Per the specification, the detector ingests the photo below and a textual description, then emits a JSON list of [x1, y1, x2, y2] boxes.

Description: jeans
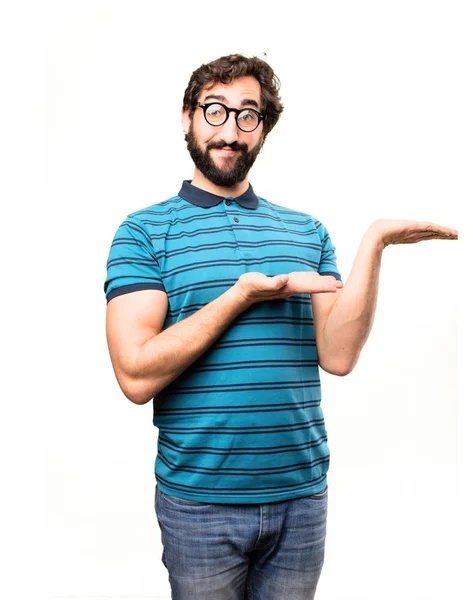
[[154, 484, 329, 600]]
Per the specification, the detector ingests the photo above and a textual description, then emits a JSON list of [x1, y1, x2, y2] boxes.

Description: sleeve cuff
[[318, 271, 342, 281], [106, 283, 166, 303]]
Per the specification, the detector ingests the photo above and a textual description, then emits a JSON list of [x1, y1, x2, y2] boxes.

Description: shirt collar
[[178, 180, 259, 209]]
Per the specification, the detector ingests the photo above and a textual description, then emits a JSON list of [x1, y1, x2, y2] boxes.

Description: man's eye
[[240, 111, 256, 121], [208, 107, 222, 117]]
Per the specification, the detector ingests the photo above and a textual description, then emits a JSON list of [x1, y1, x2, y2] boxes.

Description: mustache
[[207, 140, 248, 152]]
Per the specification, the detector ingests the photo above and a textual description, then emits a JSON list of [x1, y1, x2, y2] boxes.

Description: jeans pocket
[[308, 485, 328, 499], [162, 491, 206, 506]]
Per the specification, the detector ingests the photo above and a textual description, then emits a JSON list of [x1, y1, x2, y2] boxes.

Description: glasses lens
[[237, 109, 260, 132], [205, 103, 227, 126]]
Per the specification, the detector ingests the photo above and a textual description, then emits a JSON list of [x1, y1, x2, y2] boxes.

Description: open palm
[[372, 219, 458, 247]]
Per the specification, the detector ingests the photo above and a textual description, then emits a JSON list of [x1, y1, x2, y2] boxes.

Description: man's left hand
[[369, 219, 458, 248]]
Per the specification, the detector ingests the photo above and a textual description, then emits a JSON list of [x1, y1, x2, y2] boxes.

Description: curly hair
[[182, 54, 284, 140]]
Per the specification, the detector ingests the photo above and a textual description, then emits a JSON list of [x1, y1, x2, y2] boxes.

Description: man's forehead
[[199, 77, 262, 108]]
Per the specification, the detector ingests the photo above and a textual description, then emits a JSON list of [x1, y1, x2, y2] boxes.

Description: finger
[[314, 274, 340, 288], [416, 229, 458, 240], [418, 222, 458, 236], [320, 278, 342, 292], [275, 274, 289, 287]]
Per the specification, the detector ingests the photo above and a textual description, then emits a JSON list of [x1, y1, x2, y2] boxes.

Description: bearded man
[[104, 53, 457, 600]]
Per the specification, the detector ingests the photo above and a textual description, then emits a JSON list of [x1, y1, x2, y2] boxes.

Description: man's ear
[[182, 108, 191, 134]]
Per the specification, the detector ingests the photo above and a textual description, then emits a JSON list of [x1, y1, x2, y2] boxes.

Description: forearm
[[129, 285, 252, 404], [323, 228, 385, 374]]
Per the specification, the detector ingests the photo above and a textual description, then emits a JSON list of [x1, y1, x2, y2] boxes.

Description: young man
[[104, 54, 457, 599]]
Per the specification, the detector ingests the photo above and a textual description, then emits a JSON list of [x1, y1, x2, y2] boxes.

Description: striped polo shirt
[[104, 180, 343, 504]]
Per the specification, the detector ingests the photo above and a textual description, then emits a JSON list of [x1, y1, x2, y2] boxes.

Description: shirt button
[[233, 217, 239, 223], [225, 198, 232, 206]]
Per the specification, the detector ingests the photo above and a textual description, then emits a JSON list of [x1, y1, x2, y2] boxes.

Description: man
[[104, 54, 457, 600]]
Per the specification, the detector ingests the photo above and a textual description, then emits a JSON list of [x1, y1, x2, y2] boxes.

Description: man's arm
[[312, 219, 458, 376], [311, 227, 383, 376], [107, 271, 342, 405], [106, 286, 253, 405], [316, 228, 383, 375]]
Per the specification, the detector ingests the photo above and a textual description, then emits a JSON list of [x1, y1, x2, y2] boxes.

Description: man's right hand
[[235, 271, 343, 306]]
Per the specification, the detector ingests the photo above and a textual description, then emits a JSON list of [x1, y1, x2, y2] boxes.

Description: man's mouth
[[211, 147, 239, 155]]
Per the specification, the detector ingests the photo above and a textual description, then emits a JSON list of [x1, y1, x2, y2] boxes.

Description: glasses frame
[[196, 102, 265, 132]]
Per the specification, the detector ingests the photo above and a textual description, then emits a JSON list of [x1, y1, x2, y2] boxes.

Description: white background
[[1, 1, 471, 599]]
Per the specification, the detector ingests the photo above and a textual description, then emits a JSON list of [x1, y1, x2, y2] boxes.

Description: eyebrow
[[202, 94, 260, 110]]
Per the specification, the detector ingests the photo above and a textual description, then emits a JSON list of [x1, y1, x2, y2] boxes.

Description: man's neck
[[191, 170, 250, 198]]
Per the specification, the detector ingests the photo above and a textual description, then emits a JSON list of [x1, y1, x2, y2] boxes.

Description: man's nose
[[219, 112, 239, 145]]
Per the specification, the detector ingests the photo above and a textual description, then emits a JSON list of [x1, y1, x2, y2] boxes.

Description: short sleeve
[[104, 216, 165, 303], [314, 220, 343, 281]]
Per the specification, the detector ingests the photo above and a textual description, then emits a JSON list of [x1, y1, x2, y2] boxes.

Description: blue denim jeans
[[154, 484, 329, 599]]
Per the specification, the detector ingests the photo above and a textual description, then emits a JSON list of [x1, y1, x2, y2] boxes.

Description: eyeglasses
[[196, 102, 265, 133]]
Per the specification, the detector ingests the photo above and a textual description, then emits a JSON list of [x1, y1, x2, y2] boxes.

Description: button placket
[[224, 197, 240, 223]]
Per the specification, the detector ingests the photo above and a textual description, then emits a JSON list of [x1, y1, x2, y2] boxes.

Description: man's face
[[183, 76, 266, 188]]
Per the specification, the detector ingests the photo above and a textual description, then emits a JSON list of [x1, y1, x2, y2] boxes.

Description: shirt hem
[[156, 477, 328, 505]]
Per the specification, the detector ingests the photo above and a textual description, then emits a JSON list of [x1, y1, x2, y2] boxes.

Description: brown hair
[[183, 54, 284, 140]]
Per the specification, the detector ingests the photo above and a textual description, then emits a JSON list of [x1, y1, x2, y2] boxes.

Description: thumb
[[273, 274, 289, 288]]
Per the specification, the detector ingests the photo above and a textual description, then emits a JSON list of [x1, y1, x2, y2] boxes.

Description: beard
[[185, 122, 265, 188]]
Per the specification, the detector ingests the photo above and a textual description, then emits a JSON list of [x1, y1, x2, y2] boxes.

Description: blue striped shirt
[[104, 180, 343, 504]]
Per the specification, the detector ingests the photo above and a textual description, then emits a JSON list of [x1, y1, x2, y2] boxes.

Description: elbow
[[336, 364, 353, 377], [120, 377, 159, 405], [326, 365, 352, 377], [109, 352, 162, 405], [319, 358, 354, 377], [126, 391, 153, 406], [336, 359, 358, 376]]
